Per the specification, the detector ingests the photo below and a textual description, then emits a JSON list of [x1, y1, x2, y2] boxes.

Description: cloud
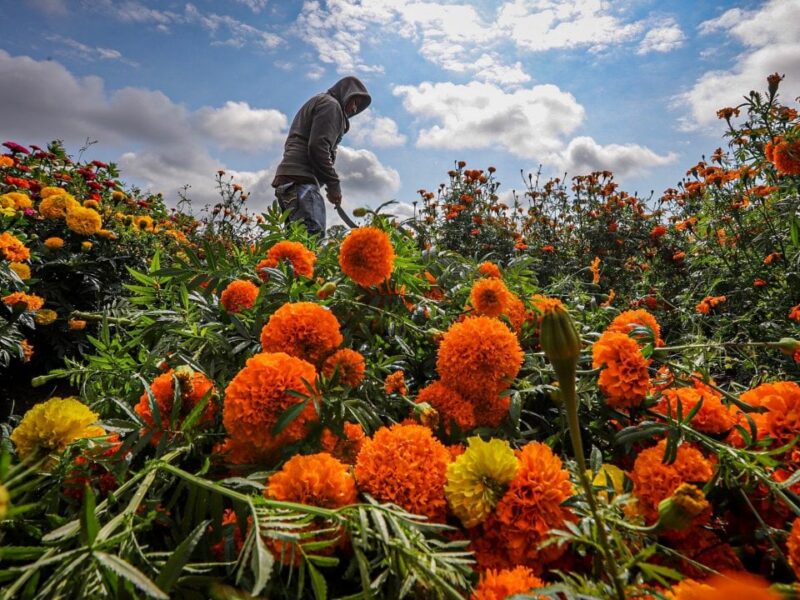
[[335, 146, 401, 198], [184, 3, 283, 49], [393, 80, 584, 159], [194, 101, 288, 152], [234, 0, 270, 13], [347, 110, 407, 148], [680, 0, 800, 128], [28, 0, 68, 16], [556, 136, 678, 178], [44, 34, 139, 67], [91, 0, 181, 32], [637, 18, 685, 55]]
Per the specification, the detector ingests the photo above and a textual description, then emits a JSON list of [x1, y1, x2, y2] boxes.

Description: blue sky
[[1, 0, 799, 222]]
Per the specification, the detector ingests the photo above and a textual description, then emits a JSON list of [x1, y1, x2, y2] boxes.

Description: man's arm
[[307, 99, 344, 203]]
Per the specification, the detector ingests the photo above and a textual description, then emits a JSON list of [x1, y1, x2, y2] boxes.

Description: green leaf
[[791, 217, 800, 248], [94, 552, 169, 599], [307, 562, 328, 600], [272, 399, 309, 436], [80, 485, 99, 548], [155, 520, 209, 593]]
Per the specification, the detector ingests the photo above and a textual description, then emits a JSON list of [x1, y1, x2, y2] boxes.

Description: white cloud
[[44, 34, 139, 67], [637, 18, 685, 55], [234, 0, 270, 13], [556, 136, 678, 178], [184, 3, 282, 49], [92, 0, 180, 32], [28, 0, 68, 16], [348, 110, 407, 148], [680, 0, 800, 128], [393, 80, 584, 159], [194, 101, 288, 152], [335, 146, 401, 197]]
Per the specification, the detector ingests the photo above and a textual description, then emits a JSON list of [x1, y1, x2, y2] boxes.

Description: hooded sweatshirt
[[272, 76, 372, 198]]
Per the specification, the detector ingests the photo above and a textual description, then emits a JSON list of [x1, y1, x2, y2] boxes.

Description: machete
[[334, 201, 358, 228]]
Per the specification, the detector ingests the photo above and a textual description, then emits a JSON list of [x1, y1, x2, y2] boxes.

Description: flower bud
[[767, 72, 783, 97], [415, 402, 440, 431], [316, 281, 337, 300], [539, 300, 582, 379], [0, 484, 9, 520], [352, 207, 368, 218], [775, 337, 800, 356], [657, 483, 709, 531]]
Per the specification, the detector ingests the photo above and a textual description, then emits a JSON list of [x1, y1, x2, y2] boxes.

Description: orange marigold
[[502, 293, 531, 334], [477, 261, 502, 279], [257, 240, 316, 280], [44, 236, 65, 250], [765, 136, 800, 176], [416, 381, 477, 434], [787, 517, 800, 579], [338, 227, 395, 287], [592, 331, 651, 408], [667, 529, 743, 580], [222, 352, 318, 460], [630, 439, 714, 526], [696, 296, 726, 315], [437, 317, 523, 399], [789, 304, 800, 322], [471, 567, 545, 600], [2, 292, 44, 312], [260, 302, 342, 364], [319, 422, 366, 464], [739, 381, 800, 449], [322, 348, 366, 387], [220, 279, 259, 313], [384, 370, 407, 395], [354, 423, 451, 521], [135, 368, 216, 445], [654, 386, 735, 434], [470, 278, 511, 318], [0, 231, 31, 262], [267, 452, 357, 508], [666, 572, 781, 600], [606, 309, 664, 347]]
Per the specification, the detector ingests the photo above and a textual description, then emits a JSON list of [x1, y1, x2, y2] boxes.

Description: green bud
[[352, 207, 368, 218], [539, 301, 582, 379], [316, 281, 337, 299], [657, 483, 709, 531], [0, 484, 9, 520], [775, 337, 800, 356]]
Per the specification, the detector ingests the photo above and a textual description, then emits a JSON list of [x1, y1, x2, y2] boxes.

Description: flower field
[[0, 75, 799, 599]]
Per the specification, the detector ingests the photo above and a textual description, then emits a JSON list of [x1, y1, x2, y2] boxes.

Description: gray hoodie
[[272, 76, 372, 198]]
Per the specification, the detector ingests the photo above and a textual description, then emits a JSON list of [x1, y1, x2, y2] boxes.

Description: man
[[271, 76, 371, 235]]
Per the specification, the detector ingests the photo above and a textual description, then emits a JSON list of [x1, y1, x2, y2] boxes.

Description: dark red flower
[[3, 141, 29, 154]]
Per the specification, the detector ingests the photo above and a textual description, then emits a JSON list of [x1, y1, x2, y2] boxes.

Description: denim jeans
[[275, 182, 326, 235]]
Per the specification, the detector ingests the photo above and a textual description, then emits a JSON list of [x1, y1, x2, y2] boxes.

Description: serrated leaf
[[155, 519, 209, 593], [94, 551, 169, 599]]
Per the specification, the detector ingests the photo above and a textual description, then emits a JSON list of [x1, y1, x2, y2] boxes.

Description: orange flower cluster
[[0, 231, 30, 262], [338, 227, 395, 287], [765, 135, 800, 175], [220, 279, 259, 313], [135, 368, 216, 444], [471, 567, 544, 600], [590, 256, 601, 284], [731, 381, 800, 449], [2, 291, 44, 312], [221, 352, 318, 463], [667, 529, 743, 580], [787, 517, 800, 579], [384, 370, 407, 395], [257, 240, 316, 280], [592, 331, 651, 408], [477, 261, 502, 278], [606, 309, 664, 346], [320, 422, 366, 464], [503, 294, 532, 334], [696, 296, 726, 315], [654, 386, 735, 434], [666, 572, 780, 600], [354, 423, 451, 521], [437, 316, 523, 399], [322, 348, 365, 387], [260, 302, 342, 364], [416, 381, 476, 433], [630, 440, 714, 526], [470, 278, 511, 318], [471, 442, 574, 572], [789, 304, 800, 322]]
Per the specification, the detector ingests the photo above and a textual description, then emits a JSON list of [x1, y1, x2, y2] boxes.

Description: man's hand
[[326, 190, 343, 206]]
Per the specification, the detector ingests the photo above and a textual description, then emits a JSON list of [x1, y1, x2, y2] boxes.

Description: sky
[[1, 0, 799, 224]]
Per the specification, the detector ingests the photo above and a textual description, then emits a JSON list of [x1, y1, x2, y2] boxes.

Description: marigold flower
[[222, 352, 318, 461], [446, 437, 518, 528], [666, 572, 780, 600], [260, 302, 343, 364], [478, 261, 502, 278], [220, 279, 259, 313], [267, 452, 357, 507], [322, 348, 366, 387], [416, 381, 476, 433], [132, 215, 154, 232], [9, 262, 30, 280], [470, 278, 511, 318], [3, 292, 44, 312], [666, 529, 743, 579], [10, 396, 104, 460], [589, 256, 601, 284], [787, 517, 800, 579], [40, 186, 66, 199], [384, 370, 407, 395], [606, 309, 664, 346], [68, 319, 87, 331], [695, 295, 726, 315], [257, 240, 316, 280], [0, 231, 31, 262], [355, 423, 451, 521], [44, 236, 65, 250], [319, 421, 366, 464], [789, 304, 800, 322], [591, 331, 651, 408], [630, 439, 714, 526], [135, 368, 216, 445], [0, 192, 32, 210], [765, 136, 800, 175], [502, 293, 531, 334], [338, 226, 395, 287], [20, 339, 33, 362], [437, 316, 523, 399], [654, 386, 735, 434], [471, 566, 545, 600], [34, 308, 58, 326], [81, 241, 92, 251], [738, 381, 800, 449], [0, 156, 13, 168], [65, 205, 103, 236], [39, 193, 79, 219]]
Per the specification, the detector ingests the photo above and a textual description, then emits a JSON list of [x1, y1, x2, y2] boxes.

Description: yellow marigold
[[40, 186, 67, 199], [267, 452, 357, 508], [65, 205, 102, 236], [446, 436, 519, 528], [787, 517, 800, 579], [355, 423, 451, 521], [20, 339, 33, 362], [257, 240, 316, 280], [477, 261, 502, 279], [470, 278, 511, 318], [135, 368, 216, 445], [666, 572, 780, 600], [111, 190, 127, 201], [260, 302, 342, 364], [39, 193, 79, 219], [655, 386, 735, 434], [417, 381, 476, 433], [44, 236, 65, 250], [607, 309, 664, 347], [0, 232, 31, 262], [220, 279, 259, 313], [132, 215, 155, 232], [631, 439, 714, 526], [81, 241, 92, 251], [0, 156, 14, 168], [322, 348, 366, 387], [338, 226, 395, 287], [68, 319, 87, 330], [222, 352, 318, 460], [1, 192, 32, 209], [2, 292, 45, 312], [437, 316, 523, 398], [97, 229, 117, 240], [320, 422, 366, 464], [384, 370, 407, 395], [34, 309, 58, 326], [82, 199, 100, 210], [591, 331, 651, 408], [10, 396, 104, 460], [9, 262, 30, 280], [472, 567, 545, 600]]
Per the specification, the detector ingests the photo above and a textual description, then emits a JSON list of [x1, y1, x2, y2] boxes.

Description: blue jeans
[[275, 182, 326, 235]]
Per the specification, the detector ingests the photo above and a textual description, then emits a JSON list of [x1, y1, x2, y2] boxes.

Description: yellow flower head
[[445, 436, 519, 528], [82, 199, 100, 210], [10, 396, 104, 460], [9, 262, 31, 280], [111, 191, 127, 202], [39, 193, 79, 219], [40, 186, 67, 199], [66, 206, 102, 236], [34, 309, 58, 326], [44, 237, 65, 250], [0, 192, 32, 210]]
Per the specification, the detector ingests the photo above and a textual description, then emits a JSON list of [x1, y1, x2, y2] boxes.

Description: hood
[[327, 76, 372, 118]]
